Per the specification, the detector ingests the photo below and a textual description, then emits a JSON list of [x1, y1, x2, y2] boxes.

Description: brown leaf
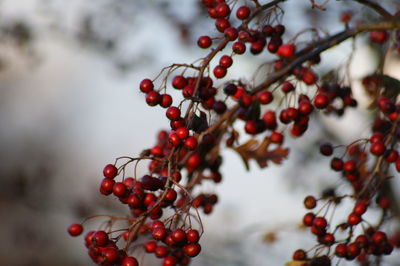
[[232, 138, 289, 170], [262, 232, 277, 243]]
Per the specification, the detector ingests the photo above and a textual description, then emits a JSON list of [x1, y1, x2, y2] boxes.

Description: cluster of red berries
[[296, 195, 396, 263], [68, 1, 400, 265], [145, 221, 201, 265], [292, 75, 399, 264]]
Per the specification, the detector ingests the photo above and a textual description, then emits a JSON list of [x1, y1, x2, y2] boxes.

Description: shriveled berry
[[320, 143, 333, 156], [304, 196, 317, 209], [232, 41, 246, 54]]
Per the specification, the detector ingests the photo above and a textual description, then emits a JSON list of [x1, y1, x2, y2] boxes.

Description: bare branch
[[351, 0, 393, 18]]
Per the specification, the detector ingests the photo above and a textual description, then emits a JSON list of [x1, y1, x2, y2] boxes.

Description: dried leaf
[[232, 138, 289, 170], [382, 75, 400, 99], [262, 232, 277, 243], [189, 111, 208, 133]]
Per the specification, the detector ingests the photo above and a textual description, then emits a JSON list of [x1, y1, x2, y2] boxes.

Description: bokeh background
[[0, 0, 400, 265]]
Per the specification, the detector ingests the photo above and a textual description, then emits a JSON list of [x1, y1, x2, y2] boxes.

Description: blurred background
[[0, 0, 399, 265]]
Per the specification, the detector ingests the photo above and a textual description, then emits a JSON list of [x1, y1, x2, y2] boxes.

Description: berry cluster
[[68, 0, 400, 265]]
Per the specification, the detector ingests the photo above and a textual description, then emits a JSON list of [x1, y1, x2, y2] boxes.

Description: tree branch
[[351, 0, 393, 19]]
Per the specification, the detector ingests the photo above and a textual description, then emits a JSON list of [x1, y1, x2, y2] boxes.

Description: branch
[[351, 0, 393, 19], [251, 17, 400, 94]]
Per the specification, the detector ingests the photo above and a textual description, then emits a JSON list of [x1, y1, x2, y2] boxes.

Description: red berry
[[152, 227, 167, 240], [102, 248, 120, 263], [100, 178, 115, 195], [176, 127, 189, 140], [186, 153, 202, 169], [184, 243, 201, 257], [163, 256, 177, 266], [378, 196, 390, 209], [335, 243, 347, 257], [270, 131, 283, 144], [343, 160, 356, 172], [275, 24, 285, 35], [197, 36, 212, 48], [314, 93, 329, 109], [213, 65, 227, 79], [277, 43, 295, 58], [92, 231, 109, 246], [182, 85, 195, 98], [245, 120, 258, 135], [219, 55, 233, 68], [160, 94, 173, 108], [236, 6, 250, 20], [313, 216, 327, 228], [164, 188, 177, 203], [184, 136, 198, 150], [232, 41, 246, 54], [353, 202, 367, 216], [68, 223, 83, 236], [340, 11, 352, 23], [281, 81, 295, 93], [384, 149, 398, 162], [155, 245, 169, 258], [166, 106, 181, 120], [172, 75, 187, 89], [258, 91, 273, 104], [146, 91, 161, 106], [348, 213, 361, 225], [372, 231, 387, 244], [370, 141, 386, 156], [113, 182, 127, 197], [224, 27, 238, 41], [215, 18, 230, 33], [370, 31, 388, 43], [302, 69, 318, 85], [293, 249, 307, 260], [145, 241, 157, 253], [171, 229, 187, 243], [186, 229, 200, 243], [140, 79, 154, 93], [122, 256, 139, 266], [251, 40, 265, 54], [103, 164, 118, 179], [298, 100, 313, 115], [347, 243, 360, 258], [303, 212, 315, 226], [215, 3, 230, 17]]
